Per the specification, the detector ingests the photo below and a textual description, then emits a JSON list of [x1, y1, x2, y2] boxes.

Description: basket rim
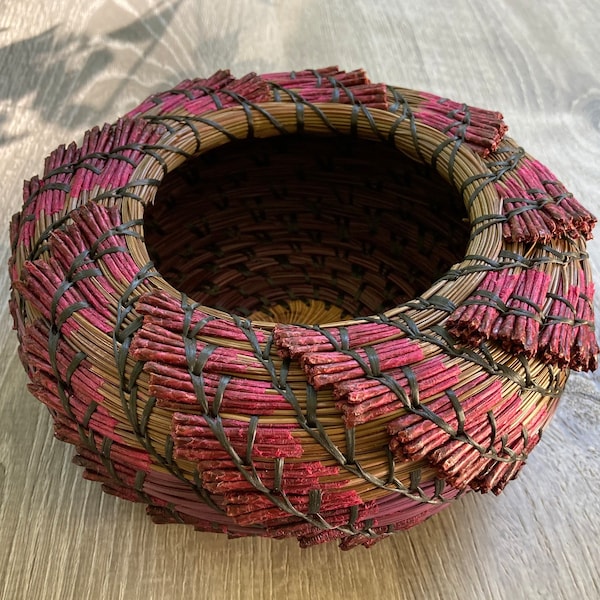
[[119, 100, 504, 330]]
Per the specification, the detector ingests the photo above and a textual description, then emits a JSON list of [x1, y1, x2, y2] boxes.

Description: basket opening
[[144, 134, 471, 323]]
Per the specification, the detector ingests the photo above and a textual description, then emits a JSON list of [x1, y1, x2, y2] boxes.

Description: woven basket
[[9, 67, 598, 549]]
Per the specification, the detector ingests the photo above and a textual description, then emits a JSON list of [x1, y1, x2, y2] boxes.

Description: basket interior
[[144, 134, 471, 322]]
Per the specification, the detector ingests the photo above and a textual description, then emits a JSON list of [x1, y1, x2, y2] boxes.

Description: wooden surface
[[1, 1, 599, 599]]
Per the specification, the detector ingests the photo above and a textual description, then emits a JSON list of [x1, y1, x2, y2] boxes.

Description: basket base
[[249, 299, 349, 325]]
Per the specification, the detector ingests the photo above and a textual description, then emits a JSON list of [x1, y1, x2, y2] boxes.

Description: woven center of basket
[[144, 134, 471, 322]]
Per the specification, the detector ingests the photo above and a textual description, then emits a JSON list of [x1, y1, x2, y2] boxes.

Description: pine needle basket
[[9, 67, 599, 549]]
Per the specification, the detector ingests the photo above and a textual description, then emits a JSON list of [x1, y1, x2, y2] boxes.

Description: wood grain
[[1, 1, 599, 599]]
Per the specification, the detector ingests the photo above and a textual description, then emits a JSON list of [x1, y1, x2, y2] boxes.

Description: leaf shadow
[[0, 0, 182, 146]]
